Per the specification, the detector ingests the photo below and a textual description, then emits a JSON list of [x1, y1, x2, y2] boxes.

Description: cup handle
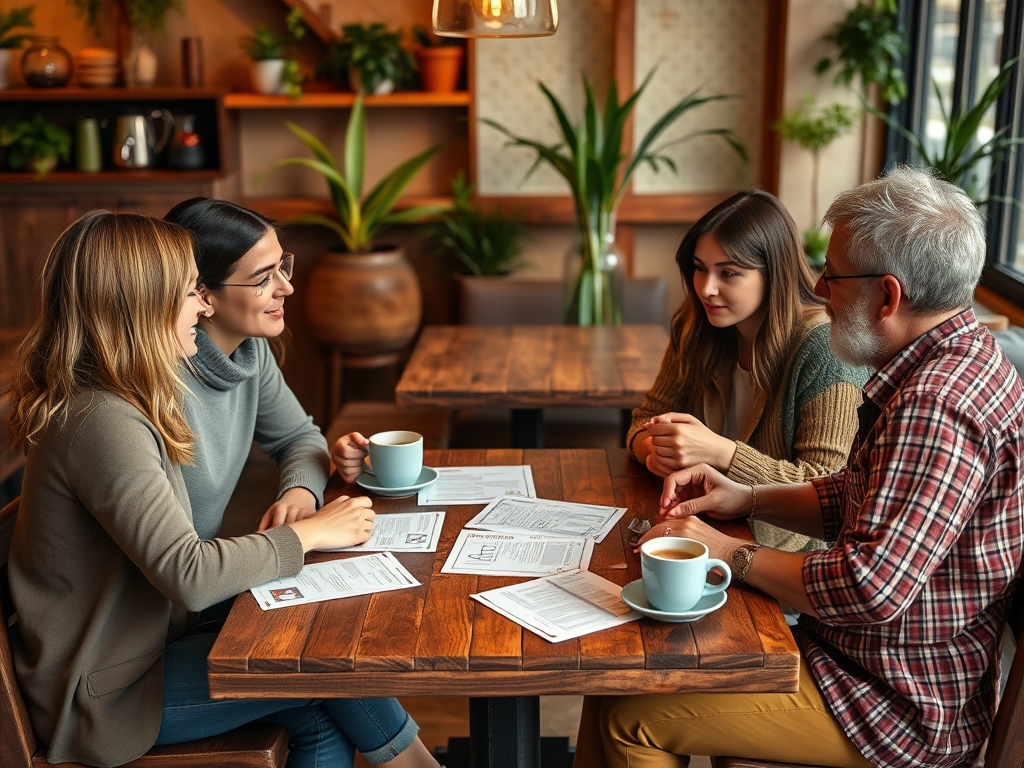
[[703, 559, 732, 595], [362, 453, 374, 476]]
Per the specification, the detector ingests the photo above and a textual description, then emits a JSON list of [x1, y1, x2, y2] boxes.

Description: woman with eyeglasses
[[164, 198, 338, 542], [7, 210, 439, 768], [626, 189, 866, 551]]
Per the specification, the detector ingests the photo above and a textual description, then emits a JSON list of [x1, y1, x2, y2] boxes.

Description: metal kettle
[[113, 108, 173, 169]]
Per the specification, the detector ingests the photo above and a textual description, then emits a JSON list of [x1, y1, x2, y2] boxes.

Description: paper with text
[[465, 496, 626, 543], [251, 552, 419, 610], [417, 465, 536, 505], [471, 569, 640, 642], [320, 511, 445, 553], [441, 529, 594, 576]]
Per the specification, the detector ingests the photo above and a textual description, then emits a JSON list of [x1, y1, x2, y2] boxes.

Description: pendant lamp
[[432, 0, 558, 38]]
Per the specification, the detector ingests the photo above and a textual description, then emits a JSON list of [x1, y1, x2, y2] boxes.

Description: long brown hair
[[7, 210, 197, 463], [671, 189, 824, 408]]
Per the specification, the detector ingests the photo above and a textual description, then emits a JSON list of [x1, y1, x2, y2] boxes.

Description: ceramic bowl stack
[[76, 48, 118, 88]]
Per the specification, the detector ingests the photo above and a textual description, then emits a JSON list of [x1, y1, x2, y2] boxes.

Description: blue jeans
[[155, 632, 419, 768]]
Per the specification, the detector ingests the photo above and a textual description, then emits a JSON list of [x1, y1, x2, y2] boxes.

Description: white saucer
[[355, 466, 439, 498], [620, 579, 728, 623]]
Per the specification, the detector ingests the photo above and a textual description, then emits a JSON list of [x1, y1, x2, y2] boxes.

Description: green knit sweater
[[628, 321, 867, 551]]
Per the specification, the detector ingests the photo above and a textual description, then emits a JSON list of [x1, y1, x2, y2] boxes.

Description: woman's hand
[[332, 432, 369, 483], [257, 487, 318, 532], [659, 463, 752, 522], [287, 494, 375, 552], [642, 412, 738, 477]]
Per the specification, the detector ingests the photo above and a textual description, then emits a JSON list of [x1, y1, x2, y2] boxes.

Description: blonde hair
[[7, 210, 197, 464], [672, 190, 825, 409]]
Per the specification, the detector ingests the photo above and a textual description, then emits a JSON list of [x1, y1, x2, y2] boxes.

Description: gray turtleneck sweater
[[182, 327, 330, 539]]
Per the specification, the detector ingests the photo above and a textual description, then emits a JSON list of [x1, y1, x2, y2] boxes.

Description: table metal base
[[511, 409, 544, 449]]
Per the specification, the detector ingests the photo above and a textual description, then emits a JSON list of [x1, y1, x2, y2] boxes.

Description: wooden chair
[[0, 498, 290, 768], [712, 585, 1024, 768]]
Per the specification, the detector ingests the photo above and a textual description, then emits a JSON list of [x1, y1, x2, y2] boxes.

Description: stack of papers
[[466, 496, 626, 543], [417, 465, 536, 504], [441, 529, 593, 576]]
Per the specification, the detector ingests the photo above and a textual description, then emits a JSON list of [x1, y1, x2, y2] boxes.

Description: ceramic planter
[[414, 47, 464, 93], [250, 58, 286, 95]]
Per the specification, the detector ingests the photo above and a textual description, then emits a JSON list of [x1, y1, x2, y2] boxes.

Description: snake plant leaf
[[344, 94, 366, 202]]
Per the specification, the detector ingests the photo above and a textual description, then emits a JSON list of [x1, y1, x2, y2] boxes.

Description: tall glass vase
[[563, 210, 624, 325]]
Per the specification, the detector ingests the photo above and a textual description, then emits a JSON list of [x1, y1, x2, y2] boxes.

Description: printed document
[[441, 529, 594, 576], [251, 552, 419, 611], [321, 511, 446, 553], [471, 569, 640, 642], [417, 465, 536, 505], [465, 496, 627, 543]]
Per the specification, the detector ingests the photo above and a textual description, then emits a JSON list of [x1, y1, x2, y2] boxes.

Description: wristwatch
[[732, 543, 763, 583]]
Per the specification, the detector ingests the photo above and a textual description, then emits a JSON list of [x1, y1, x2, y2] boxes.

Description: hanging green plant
[[815, 0, 908, 105], [66, 0, 183, 35]]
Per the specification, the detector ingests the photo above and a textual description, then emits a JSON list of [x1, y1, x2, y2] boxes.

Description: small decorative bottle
[[21, 36, 72, 88]]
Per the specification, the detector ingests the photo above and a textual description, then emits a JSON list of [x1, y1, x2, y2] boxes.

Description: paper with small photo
[[250, 552, 419, 610], [465, 496, 626, 543], [320, 511, 445, 553], [417, 465, 536, 505], [441, 528, 594, 576]]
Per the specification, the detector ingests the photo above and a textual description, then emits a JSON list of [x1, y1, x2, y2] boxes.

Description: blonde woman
[[6, 211, 439, 768], [628, 190, 866, 551]]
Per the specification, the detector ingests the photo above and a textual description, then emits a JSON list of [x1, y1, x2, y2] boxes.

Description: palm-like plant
[[871, 58, 1022, 204], [263, 93, 445, 253], [482, 71, 746, 325]]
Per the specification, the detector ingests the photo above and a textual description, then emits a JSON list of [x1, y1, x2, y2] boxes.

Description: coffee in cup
[[365, 430, 423, 488], [640, 537, 731, 613]]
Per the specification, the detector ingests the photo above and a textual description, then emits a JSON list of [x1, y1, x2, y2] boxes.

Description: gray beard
[[828, 302, 886, 369]]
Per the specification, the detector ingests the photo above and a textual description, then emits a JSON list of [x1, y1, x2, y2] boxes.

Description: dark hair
[[164, 197, 290, 362], [163, 197, 277, 288], [671, 189, 824, 408]]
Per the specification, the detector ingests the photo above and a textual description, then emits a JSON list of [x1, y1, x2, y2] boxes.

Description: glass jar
[[21, 36, 72, 88], [563, 211, 625, 326]]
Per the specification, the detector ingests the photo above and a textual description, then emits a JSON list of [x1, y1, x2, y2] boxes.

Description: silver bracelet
[[749, 485, 757, 520]]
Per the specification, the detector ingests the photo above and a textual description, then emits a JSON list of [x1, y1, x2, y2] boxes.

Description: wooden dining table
[[394, 325, 670, 448], [207, 448, 799, 768]]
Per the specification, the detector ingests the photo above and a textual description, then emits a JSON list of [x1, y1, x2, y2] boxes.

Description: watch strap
[[732, 543, 763, 583]]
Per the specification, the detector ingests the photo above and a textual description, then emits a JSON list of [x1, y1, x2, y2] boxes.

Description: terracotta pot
[[305, 245, 422, 355], [414, 46, 464, 93]]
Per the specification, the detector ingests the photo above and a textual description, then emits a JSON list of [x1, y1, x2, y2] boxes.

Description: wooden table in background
[[395, 325, 670, 448], [208, 449, 799, 768]]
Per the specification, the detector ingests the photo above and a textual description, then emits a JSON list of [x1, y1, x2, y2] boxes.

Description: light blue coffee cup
[[365, 430, 423, 488], [640, 537, 731, 613]]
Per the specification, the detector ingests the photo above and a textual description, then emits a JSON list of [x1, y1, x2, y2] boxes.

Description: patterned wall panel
[[475, 0, 767, 198], [475, 0, 615, 196], [633, 0, 765, 193]]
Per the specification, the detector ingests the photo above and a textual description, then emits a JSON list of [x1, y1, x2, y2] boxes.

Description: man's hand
[[660, 463, 752, 521], [257, 486, 318, 532]]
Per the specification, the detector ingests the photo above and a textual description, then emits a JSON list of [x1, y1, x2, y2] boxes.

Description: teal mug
[[364, 430, 423, 488], [640, 537, 731, 613]]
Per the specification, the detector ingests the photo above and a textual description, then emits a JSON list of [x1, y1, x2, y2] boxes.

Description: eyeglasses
[[819, 272, 887, 295], [217, 253, 294, 297]]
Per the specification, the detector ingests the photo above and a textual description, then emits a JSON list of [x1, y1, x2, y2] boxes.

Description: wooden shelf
[[224, 91, 471, 109], [0, 170, 224, 183], [0, 87, 227, 101]]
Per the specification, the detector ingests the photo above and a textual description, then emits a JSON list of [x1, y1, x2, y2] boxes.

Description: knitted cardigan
[[627, 321, 867, 551]]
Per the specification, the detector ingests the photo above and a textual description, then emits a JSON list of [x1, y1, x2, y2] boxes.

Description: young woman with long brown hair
[[6, 210, 439, 768], [627, 190, 866, 550]]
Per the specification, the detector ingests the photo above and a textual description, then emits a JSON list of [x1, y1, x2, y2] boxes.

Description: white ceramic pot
[[348, 68, 394, 95], [123, 32, 158, 88], [250, 59, 286, 95], [0, 49, 11, 89]]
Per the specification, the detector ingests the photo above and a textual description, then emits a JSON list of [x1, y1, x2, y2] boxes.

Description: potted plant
[[262, 93, 446, 354], [317, 22, 416, 95], [482, 71, 746, 325], [411, 24, 464, 94], [423, 172, 528, 277], [816, 0, 907, 105], [773, 97, 858, 267], [0, 5, 33, 90], [239, 8, 305, 97], [869, 58, 1023, 205], [0, 113, 71, 176], [66, 0, 183, 86]]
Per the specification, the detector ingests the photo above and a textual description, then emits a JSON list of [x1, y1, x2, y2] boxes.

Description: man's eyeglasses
[[819, 272, 887, 295], [218, 253, 294, 297]]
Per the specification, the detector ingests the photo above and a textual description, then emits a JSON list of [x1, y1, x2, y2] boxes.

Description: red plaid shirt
[[801, 310, 1024, 768]]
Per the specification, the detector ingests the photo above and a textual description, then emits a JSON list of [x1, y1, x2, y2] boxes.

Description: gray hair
[[823, 165, 986, 314]]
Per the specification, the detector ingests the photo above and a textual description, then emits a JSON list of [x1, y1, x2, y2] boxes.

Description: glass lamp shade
[[433, 0, 558, 38]]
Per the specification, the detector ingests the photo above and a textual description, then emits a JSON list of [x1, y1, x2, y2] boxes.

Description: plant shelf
[[224, 92, 471, 109]]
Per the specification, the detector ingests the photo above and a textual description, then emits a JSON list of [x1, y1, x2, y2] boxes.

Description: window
[[888, 0, 1024, 303]]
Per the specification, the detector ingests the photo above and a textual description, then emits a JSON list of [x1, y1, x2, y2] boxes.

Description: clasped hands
[[639, 412, 738, 478]]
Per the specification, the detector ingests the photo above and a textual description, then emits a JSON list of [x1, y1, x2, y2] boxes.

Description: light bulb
[[433, 0, 558, 38]]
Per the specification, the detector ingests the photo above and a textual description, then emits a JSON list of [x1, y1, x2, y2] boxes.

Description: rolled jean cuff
[[362, 712, 419, 765]]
